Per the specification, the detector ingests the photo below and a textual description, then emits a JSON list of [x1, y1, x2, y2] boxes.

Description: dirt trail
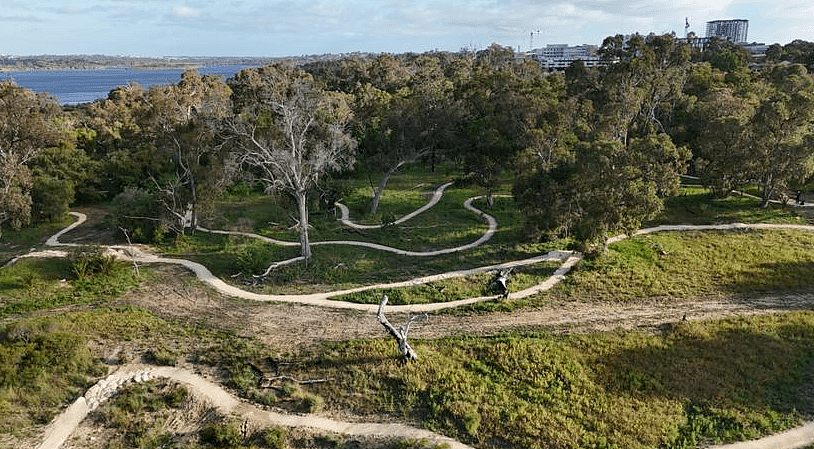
[[37, 364, 473, 449], [127, 265, 814, 352], [17, 189, 814, 449]]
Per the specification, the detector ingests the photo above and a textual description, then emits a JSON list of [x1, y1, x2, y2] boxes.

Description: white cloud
[[173, 6, 201, 19]]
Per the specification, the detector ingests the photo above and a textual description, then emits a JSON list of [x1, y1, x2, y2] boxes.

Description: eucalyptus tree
[[513, 34, 692, 255], [0, 81, 60, 236], [749, 64, 814, 206], [355, 53, 460, 215], [228, 64, 357, 261], [143, 70, 233, 234], [81, 83, 162, 196], [688, 85, 758, 196]]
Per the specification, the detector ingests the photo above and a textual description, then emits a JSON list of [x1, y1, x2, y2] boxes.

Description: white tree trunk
[[295, 190, 312, 261], [376, 295, 420, 361]]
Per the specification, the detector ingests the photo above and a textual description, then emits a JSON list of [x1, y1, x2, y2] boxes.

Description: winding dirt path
[[36, 364, 474, 449], [16, 183, 814, 449]]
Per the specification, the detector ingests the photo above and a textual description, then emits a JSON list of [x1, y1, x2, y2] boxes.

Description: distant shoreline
[[0, 52, 375, 72]]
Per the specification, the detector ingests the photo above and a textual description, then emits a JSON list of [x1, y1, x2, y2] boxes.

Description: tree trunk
[[295, 190, 312, 261], [376, 295, 422, 361], [369, 161, 405, 215], [761, 172, 774, 208], [189, 173, 198, 234]]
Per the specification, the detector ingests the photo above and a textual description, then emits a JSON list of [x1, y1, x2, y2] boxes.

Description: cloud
[[173, 6, 202, 19], [0, 15, 44, 22]]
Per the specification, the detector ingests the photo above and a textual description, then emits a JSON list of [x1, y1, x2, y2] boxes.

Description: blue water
[[0, 65, 253, 105]]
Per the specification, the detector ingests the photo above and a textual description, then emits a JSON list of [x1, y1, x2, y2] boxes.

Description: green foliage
[[258, 425, 288, 449], [0, 257, 139, 318], [68, 246, 119, 281], [0, 80, 60, 237], [111, 187, 165, 243], [0, 322, 103, 431], [289, 385, 324, 413], [200, 420, 244, 449], [144, 345, 179, 366], [514, 137, 689, 255], [30, 144, 96, 222], [235, 241, 276, 275], [30, 176, 74, 223], [100, 381, 190, 449]]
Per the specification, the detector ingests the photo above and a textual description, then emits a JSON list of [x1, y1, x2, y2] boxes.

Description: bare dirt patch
[[122, 264, 814, 353]]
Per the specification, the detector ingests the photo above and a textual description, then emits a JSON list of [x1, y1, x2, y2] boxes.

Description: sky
[[1, 0, 813, 57]]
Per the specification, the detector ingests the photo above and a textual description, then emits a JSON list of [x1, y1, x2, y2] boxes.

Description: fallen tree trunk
[[376, 294, 426, 361]]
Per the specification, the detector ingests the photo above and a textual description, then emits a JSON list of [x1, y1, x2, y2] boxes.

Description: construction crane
[[529, 30, 541, 51], [685, 17, 690, 38]]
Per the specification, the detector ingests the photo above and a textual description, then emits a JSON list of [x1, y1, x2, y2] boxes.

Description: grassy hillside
[[2, 173, 814, 448]]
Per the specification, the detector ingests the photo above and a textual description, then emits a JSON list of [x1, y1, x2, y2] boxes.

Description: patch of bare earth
[[123, 264, 814, 353]]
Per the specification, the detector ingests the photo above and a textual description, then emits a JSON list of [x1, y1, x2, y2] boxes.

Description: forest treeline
[[2, 35, 814, 258]]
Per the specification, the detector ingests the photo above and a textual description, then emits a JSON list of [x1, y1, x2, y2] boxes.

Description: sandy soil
[[120, 264, 814, 353]]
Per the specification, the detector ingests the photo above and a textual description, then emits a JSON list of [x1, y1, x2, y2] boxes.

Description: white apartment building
[[529, 44, 602, 70], [705, 19, 749, 43]]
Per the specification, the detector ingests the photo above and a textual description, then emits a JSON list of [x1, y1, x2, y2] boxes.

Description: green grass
[[548, 229, 814, 303], [170, 193, 558, 296], [0, 253, 141, 318], [653, 186, 809, 226], [289, 312, 814, 449]]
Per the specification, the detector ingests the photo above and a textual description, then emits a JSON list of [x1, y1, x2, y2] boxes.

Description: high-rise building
[[705, 19, 749, 43]]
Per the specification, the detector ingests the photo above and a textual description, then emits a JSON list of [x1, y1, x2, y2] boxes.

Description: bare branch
[[376, 294, 419, 361]]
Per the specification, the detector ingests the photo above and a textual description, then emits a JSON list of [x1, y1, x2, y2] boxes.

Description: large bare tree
[[229, 66, 356, 261]]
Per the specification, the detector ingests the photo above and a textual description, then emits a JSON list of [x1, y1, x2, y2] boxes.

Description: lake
[[0, 65, 254, 105]]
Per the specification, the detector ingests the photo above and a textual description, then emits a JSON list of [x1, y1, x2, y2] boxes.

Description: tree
[[0, 81, 59, 236], [514, 136, 688, 256], [748, 64, 814, 206], [229, 65, 357, 261], [143, 70, 232, 234], [514, 35, 691, 254], [689, 86, 757, 196]]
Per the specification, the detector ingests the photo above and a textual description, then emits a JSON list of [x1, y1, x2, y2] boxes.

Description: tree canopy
[[4, 36, 814, 260]]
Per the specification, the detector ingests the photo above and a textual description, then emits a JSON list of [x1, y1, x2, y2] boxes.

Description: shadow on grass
[[723, 260, 814, 298], [592, 319, 814, 445]]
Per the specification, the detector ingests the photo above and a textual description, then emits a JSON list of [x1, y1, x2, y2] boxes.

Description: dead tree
[[376, 294, 427, 361], [492, 268, 512, 299]]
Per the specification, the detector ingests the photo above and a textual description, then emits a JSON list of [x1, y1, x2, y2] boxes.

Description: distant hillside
[[0, 53, 376, 71]]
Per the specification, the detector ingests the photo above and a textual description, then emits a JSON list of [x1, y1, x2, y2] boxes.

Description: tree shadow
[[591, 322, 814, 414], [721, 260, 814, 300]]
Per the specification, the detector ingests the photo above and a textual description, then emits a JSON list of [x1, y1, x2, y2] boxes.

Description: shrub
[[200, 420, 243, 448], [259, 425, 288, 449], [68, 246, 119, 281], [290, 387, 324, 413], [236, 243, 273, 276], [31, 176, 74, 223], [144, 346, 179, 366], [111, 187, 164, 243]]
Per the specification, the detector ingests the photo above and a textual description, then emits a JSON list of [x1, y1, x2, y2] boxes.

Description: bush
[[31, 176, 74, 223], [200, 420, 244, 449], [68, 246, 119, 281], [290, 387, 324, 413], [236, 243, 274, 276], [111, 187, 164, 243], [144, 346, 179, 366], [259, 425, 288, 449]]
